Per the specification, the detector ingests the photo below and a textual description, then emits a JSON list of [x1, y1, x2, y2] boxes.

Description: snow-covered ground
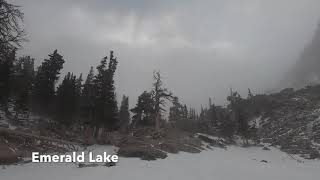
[[1, 145, 319, 180]]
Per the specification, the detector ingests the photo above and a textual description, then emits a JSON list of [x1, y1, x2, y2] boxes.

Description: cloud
[[14, 0, 320, 108]]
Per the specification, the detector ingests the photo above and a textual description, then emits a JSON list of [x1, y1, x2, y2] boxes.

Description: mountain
[[284, 23, 320, 88]]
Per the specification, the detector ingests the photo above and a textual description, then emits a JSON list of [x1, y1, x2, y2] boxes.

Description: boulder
[[104, 162, 116, 167], [262, 146, 271, 151]]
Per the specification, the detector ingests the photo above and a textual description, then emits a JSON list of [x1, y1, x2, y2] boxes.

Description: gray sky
[[13, 0, 320, 109]]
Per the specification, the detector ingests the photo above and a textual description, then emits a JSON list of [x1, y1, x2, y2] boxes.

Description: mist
[[13, 0, 320, 108]]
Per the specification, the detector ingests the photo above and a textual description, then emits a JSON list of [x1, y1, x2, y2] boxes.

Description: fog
[[13, 0, 320, 108]]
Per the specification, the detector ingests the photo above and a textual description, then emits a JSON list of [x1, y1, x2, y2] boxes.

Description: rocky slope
[[253, 86, 320, 159]]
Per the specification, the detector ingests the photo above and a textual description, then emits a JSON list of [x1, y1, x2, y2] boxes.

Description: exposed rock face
[[251, 85, 320, 158]]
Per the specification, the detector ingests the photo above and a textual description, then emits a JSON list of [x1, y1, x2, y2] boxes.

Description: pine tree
[[119, 95, 130, 132], [81, 66, 95, 125], [12, 56, 34, 116], [0, 48, 15, 112], [207, 98, 217, 126], [75, 73, 83, 97], [152, 71, 173, 131], [32, 50, 65, 114], [74, 73, 83, 120], [131, 91, 154, 127], [55, 72, 78, 126], [93, 51, 118, 129], [0, 0, 25, 113], [169, 96, 184, 122], [0, 0, 25, 49], [182, 104, 188, 119], [227, 89, 249, 143], [247, 88, 253, 99]]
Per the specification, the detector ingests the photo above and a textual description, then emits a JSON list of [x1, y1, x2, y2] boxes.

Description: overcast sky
[[12, 0, 320, 109]]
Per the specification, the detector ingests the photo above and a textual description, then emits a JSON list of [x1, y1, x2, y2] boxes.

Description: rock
[[197, 134, 215, 144], [196, 134, 226, 148], [0, 143, 19, 164], [157, 141, 179, 154], [104, 162, 116, 167], [117, 146, 167, 160], [178, 144, 201, 153], [262, 146, 271, 151], [206, 145, 213, 149], [78, 163, 86, 168], [78, 163, 99, 168], [180, 136, 203, 148]]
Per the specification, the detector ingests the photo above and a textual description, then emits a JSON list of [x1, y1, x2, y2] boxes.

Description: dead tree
[[152, 71, 173, 131], [0, 0, 26, 49]]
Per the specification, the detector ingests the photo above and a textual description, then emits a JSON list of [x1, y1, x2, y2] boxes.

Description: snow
[[195, 133, 225, 141], [1, 146, 319, 180]]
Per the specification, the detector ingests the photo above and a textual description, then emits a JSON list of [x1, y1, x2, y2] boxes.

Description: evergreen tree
[[119, 95, 130, 132], [0, 0, 25, 50], [182, 104, 188, 119], [189, 108, 193, 120], [131, 91, 154, 127], [81, 66, 95, 125], [93, 51, 118, 129], [74, 73, 83, 121], [0, 0, 25, 112], [247, 88, 253, 99], [55, 72, 78, 126], [169, 96, 184, 122], [75, 73, 83, 97], [219, 118, 236, 139], [227, 89, 250, 143], [207, 98, 217, 126], [32, 50, 65, 113], [12, 56, 34, 115], [199, 106, 205, 121], [152, 71, 173, 131], [0, 48, 15, 111]]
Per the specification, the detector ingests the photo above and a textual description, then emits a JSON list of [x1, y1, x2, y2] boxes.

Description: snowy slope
[[1, 146, 319, 180]]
